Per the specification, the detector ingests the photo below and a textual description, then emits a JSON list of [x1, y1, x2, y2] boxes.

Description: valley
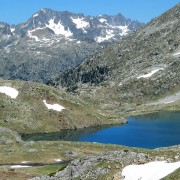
[[0, 2, 180, 180]]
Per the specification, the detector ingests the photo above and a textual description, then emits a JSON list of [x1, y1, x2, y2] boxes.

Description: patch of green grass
[[22, 164, 67, 176], [162, 168, 180, 180]]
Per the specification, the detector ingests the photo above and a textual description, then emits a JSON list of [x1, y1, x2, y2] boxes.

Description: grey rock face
[[0, 22, 15, 48], [32, 150, 150, 180], [0, 126, 22, 143], [0, 22, 11, 35]]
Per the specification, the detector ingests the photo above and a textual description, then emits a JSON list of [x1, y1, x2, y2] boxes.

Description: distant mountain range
[[0, 9, 143, 83]]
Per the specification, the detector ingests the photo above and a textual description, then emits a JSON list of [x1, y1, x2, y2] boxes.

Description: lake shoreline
[[22, 111, 180, 150]]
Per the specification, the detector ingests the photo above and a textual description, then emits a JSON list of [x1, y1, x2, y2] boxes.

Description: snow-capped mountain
[[13, 8, 143, 44], [0, 9, 143, 83]]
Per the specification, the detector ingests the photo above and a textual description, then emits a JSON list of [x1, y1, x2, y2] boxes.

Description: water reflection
[[21, 125, 116, 141], [22, 111, 180, 149]]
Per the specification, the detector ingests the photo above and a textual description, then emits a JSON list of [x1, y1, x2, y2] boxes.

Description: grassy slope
[[0, 79, 127, 134], [0, 80, 179, 179], [1, 78, 179, 135]]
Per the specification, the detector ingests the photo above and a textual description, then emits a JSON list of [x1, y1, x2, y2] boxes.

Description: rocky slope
[[0, 137, 179, 180], [0, 9, 143, 83], [32, 148, 180, 180], [32, 151, 151, 180], [49, 3, 180, 110]]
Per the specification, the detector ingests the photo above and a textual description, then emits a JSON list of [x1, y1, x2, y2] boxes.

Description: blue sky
[[0, 0, 179, 24]]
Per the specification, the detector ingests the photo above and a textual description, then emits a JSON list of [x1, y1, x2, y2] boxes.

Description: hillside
[[0, 78, 179, 180], [49, 3, 180, 111], [0, 78, 126, 134]]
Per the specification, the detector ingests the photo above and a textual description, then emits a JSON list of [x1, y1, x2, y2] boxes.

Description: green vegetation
[[162, 169, 180, 180], [20, 165, 67, 176]]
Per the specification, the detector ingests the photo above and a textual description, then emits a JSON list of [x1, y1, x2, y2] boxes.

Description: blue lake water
[[22, 111, 180, 149], [78, 111, 180, 149]]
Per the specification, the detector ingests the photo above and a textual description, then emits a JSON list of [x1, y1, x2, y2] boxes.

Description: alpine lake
[[22, 111, 180, 149]]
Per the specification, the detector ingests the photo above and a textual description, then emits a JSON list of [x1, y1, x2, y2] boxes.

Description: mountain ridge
[[48, 3, 180, 109], [0, 8, 143, 83]]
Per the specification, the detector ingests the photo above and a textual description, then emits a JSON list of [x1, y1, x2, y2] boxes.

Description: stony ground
[[0, 79, 179, 180], [0, 138, 179, 180]]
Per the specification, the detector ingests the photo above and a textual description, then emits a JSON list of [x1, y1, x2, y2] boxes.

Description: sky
[[0, 0, 179, 25]]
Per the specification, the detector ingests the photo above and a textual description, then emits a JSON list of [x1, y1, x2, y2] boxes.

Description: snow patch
[[41, 36, 51, 42], [71, 17, 90, 31], [116, 25, 129, 36], [43, 100, 65, 112], [95, 25, 129, 43], [95, 36, 110, 43], [122, 161, 180, 180], [54, 159, 62, 162], [27, 27, 48, 42], [137, 68, 164, 79], [10, 165, 32, 168], [165, 101, 174, 104], [0, 86, 19, 99], [173, 51, 180, 56], [10, 28, 15, 33], [28, 31, 39, 42], [33, 14, 39, 18], [99, 18, 107, 23], [95, 29, 114, 43], [21, 23, 28, 29], [41, 9, 46, 13], [46, 19, 73, 37], [109, 25, 129, 35]]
